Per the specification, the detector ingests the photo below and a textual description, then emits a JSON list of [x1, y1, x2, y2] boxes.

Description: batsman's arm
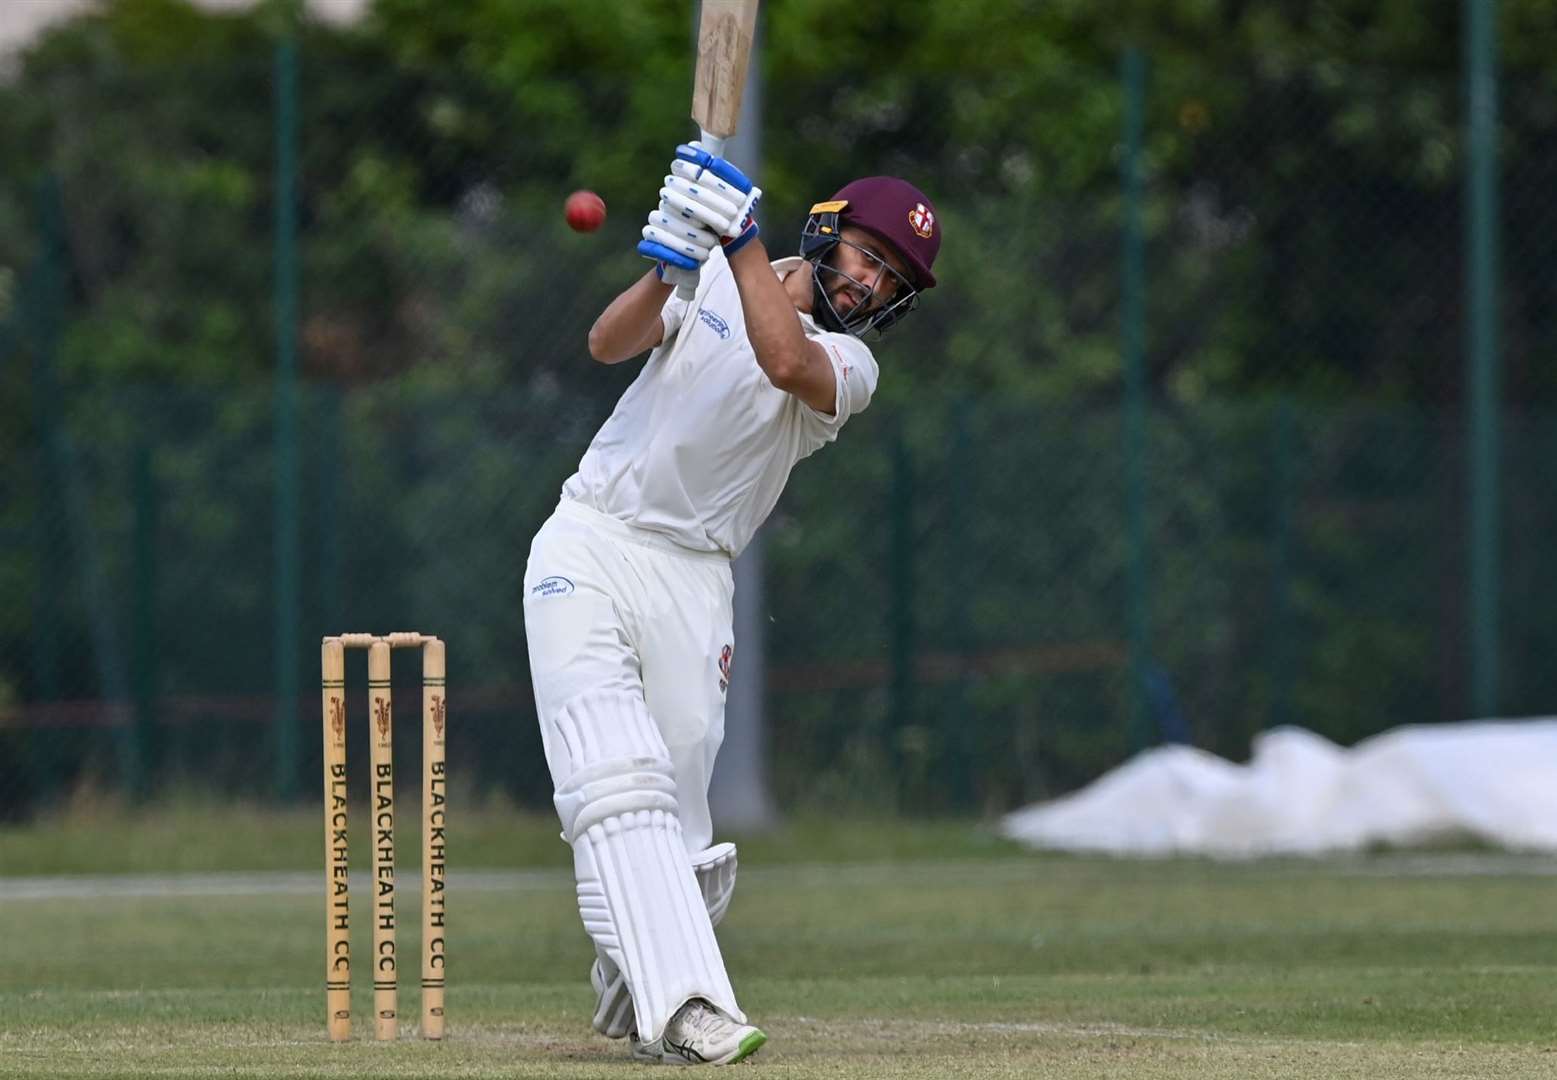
[[726, 240, 837, 414], [587, 268, 673, 364]]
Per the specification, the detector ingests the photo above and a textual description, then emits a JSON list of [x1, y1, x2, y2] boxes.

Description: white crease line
[[4, 851, 1555, 902], [0, 869, 570, 901]]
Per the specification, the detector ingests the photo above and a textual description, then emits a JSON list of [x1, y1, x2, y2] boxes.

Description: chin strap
[[808, 261, 849, 334]]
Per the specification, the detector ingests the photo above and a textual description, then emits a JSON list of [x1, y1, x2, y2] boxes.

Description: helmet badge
[[908, 202, 935, 239]]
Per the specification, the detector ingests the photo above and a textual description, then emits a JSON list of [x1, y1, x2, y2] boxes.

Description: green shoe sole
[[728, 1028, 767, 1064]]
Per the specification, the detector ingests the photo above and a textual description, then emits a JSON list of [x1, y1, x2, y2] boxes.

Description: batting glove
[[652, 260, 700, 291], [638, 198, 720, 274], [663, 142, 762, 257]]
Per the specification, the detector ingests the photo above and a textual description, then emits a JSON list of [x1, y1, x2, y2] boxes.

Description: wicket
[[321, 633, 447, 1042]]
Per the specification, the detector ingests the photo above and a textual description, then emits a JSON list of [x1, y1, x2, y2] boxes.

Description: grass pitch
[[2, 805, 1556, 1078]]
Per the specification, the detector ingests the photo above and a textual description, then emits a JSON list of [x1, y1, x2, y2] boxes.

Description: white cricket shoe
[[629, 998, 767, 1066]]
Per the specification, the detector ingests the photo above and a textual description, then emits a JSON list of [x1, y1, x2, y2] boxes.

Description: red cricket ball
[[564, 190, 607, 233]]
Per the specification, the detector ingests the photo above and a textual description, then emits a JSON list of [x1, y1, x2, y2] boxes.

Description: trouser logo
[[717, 644, 733, 693]]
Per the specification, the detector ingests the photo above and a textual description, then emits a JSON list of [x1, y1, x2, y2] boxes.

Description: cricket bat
[[691, 0, 759, 160], [678, 0, 759, 299]]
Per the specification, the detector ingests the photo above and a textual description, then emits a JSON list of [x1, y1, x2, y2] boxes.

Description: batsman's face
[[827, 227, 913, 317]]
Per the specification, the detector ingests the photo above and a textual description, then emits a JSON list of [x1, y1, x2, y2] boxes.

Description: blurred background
[[2, 0, 1553, 827]]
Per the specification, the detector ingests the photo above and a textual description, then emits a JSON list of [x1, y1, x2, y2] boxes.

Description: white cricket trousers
[[522, 499, 734, 852]]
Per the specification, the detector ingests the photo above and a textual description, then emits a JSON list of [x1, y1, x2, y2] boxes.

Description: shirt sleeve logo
[[827, 343, 851, 382], [530, 575, 575, 598], [697, 307, 732, 340]]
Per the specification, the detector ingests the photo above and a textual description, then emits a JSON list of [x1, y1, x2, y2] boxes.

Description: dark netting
[[2, 3, 1553, 819]]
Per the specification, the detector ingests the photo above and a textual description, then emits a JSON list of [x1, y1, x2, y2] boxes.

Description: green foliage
[[3, 0, 1557, 817], [3, 0, 1553, 399]]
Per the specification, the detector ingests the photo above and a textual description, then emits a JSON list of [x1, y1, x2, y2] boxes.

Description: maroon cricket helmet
[[824, 176, 941, 289]]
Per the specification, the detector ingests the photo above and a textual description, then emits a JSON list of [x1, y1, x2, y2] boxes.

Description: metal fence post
[[27, 179, 65, 718], [318, 385, 343, 633], [1121, 47, 1151, 752], [889, 417, 916, 801], [131, 438, 160, 797], [946, 401, 975, 806], [273, 36, 302, 798], [1268, 398, 1295, 732], [1463, 0, 1502, 719], [25, 179, 66, 808]]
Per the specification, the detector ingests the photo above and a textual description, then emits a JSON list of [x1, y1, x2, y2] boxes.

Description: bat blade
[[691, 0, 759, 153]]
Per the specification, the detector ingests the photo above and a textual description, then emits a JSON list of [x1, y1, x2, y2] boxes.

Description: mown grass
[[3, 804, 1556, 1077], [0, 796, 1023, 874]]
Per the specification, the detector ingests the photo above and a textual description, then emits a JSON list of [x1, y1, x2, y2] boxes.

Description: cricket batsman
[[522, 141, 941, 1065]]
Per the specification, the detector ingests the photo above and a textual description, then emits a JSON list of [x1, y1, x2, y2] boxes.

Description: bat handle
[[672, 130, 727, 301], [674, 128, 727, 301]]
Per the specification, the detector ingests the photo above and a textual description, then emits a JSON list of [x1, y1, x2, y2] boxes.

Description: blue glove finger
[[637, 239, 700, 271], [675, 142, 715, 169], [674, 143, 754, 194], [705, 156, 755, 193]]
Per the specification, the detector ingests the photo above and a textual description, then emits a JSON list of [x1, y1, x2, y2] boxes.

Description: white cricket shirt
[[560, 249, 879, 558]]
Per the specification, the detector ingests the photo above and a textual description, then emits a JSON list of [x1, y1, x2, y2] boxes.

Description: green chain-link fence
[[2, 1, 1554, 820]]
